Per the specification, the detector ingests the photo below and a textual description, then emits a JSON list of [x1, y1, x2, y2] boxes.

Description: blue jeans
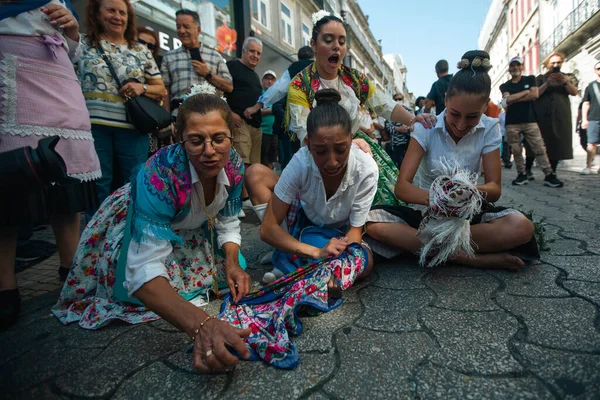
[[91, 124, 149, 209]]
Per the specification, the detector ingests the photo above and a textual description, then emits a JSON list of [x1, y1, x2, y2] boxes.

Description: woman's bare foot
[[452, 252, 525, 272], [327, 275, 343, 299]]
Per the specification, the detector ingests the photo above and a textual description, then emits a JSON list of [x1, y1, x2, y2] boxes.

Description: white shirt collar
[[435, 110, 486, 139], [189, 161, 230, 187]]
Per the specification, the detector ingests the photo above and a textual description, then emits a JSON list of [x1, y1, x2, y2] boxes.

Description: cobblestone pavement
[[1, 167, 599, 399]]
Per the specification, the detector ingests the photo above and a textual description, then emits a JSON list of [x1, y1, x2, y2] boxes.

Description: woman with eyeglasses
[[77, 0, 166, 213], [53, 93, 252, 373]]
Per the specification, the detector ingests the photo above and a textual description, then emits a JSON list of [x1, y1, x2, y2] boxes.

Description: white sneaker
[[242, 199, 253, 210], [260, 250, 273, 265], [238, 209, 246, 218], [262, 267, 284, 284], [580, 167, 591, 175]]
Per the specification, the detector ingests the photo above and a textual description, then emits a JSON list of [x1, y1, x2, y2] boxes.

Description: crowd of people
[[0, 0, 594, 373]]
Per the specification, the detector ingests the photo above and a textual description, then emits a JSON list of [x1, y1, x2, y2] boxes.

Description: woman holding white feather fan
[[365, 50, 539, 271]]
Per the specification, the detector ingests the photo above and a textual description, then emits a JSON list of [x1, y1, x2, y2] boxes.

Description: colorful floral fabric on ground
[[51, 184, 232, 329], [220, 242, 367, 369]]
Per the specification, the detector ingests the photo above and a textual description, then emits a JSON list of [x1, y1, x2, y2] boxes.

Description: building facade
[[480, 0, 600, 156], [383, 54, 409, 101], [478, 0, 510, 102]]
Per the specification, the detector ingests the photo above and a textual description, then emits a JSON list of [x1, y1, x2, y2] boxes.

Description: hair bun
[[315, 88, 342, 107], [456, 50, 492, 72]]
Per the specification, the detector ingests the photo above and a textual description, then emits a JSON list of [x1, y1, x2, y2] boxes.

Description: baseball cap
[[509, 56, 523, 65], [262, 70, 277, 79]]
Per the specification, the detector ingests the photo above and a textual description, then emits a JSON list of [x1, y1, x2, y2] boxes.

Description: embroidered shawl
[[284, 63, 376, 138], [129, 144, 244, 245]]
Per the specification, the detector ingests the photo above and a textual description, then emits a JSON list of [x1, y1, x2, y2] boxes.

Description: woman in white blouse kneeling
[[250, 89, 378, 295], [53, 94, 252, 373]]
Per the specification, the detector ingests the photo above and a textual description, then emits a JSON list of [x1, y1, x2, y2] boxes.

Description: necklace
[[194, 183, 220, 297]]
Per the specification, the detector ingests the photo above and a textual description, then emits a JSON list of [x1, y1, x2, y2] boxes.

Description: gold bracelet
[[409, 116, 417, 126], [190, 315, 216, 342]]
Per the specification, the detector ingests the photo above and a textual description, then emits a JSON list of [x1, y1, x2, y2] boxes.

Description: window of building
[[520, 0, 525, 23], [302, 22, 311, 46], [515, 0, 521, 30], [281, 1, 294, 46], [252, 0, 270, 30], [510, 9, 514, 37]]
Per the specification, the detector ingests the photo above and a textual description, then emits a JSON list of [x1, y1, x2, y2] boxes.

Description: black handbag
[[97, 46, 171, 135]]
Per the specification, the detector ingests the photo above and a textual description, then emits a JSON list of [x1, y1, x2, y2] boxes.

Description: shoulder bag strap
[[592, 81, 600, 104], [97, 45, 123, 89]]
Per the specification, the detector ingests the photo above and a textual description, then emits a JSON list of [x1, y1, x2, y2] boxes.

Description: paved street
[[1, 165, 599, 399]]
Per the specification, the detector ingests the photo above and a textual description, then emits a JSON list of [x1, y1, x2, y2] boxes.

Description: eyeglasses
[[138, 39, 156, 51], [394, 98, 403, 102], [183, 134, 233, 155]]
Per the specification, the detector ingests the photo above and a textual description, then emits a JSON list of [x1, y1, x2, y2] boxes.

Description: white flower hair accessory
[[311, 9, 342, 25], [183, 82, 226, 102]]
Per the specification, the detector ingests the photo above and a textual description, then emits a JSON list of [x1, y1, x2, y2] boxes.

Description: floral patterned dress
[[52, 145, 244, 329]]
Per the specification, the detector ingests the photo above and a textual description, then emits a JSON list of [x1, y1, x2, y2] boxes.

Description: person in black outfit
[[225, 37, 263, 167], [424, 59, 453, 115], [500, 56, 562, 188], [244, 46, 315, 169]]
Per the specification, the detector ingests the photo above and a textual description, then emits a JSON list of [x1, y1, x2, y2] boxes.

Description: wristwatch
[[205, 72, 213, 81], [142, 84, 148, 93]]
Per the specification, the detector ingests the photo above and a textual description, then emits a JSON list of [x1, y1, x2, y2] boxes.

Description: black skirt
[[1, 181, 99, 226], [371, 204, 540, 261]]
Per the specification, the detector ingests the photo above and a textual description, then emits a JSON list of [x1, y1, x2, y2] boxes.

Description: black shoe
[[512, 174, 528, 185], [526, 170, 535, 181], [58, 265, 70, 282], [544, 173, 564, 188], [503, 161, 513, 169], [0, 289, 21, 330]]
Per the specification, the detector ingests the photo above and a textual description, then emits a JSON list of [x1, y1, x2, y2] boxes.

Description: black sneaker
[[526, 170, 535, 181], [544, 173, 563, 188], [512, 174, 528, 185]]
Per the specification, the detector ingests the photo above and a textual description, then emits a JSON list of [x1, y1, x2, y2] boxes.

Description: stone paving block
[[113, 362, 227, 400], [423, 274, 500, 311], [0, 314, 67, 363], [542, 255, 600, 283], [356, 287, 433, 332], [370, 264, 428, 290], [497, 295, 600, 352], [562, 280, 600, 307], [54, 325, 189, 397], [414, 364, 551, 399], [514, 341, 600, 399], [546, 239, 588, 256], [487, 263, 569, 297], [9, 383, 71, 400], [340, 275, 372, 303], [324, 328, 434, 399], [420, 308, 523, 374], [558, 232, 600, 255], [552, 220, 598, 234], [0, 340, 103, 394], [293, 302, 362, 352], [222, 353, 335, 400]]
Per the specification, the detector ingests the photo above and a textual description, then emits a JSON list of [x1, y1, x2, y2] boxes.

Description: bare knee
[[359, 246, 374, 278], [508, 213, 535, 246], [245, 164, 277, 204], [365, 222, 383, 241]]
